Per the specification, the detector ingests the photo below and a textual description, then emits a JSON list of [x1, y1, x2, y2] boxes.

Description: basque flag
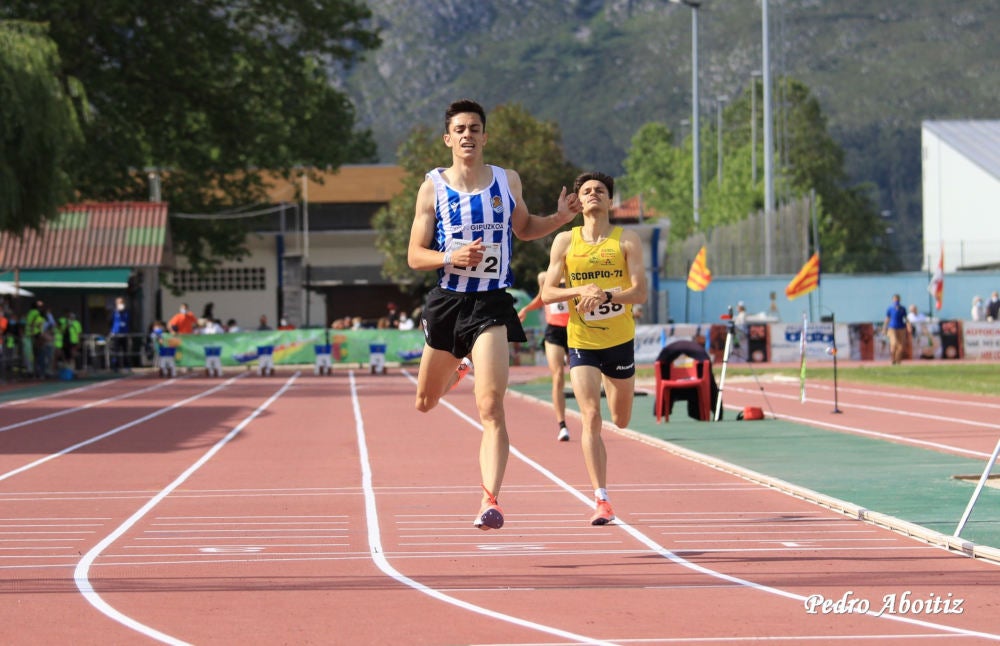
[[785, 252, 820, 300]]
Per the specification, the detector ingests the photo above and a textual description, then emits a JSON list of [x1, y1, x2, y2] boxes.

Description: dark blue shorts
[[568, 339, 635, 379]]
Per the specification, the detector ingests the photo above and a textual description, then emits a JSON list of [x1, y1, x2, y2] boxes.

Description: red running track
[[1, 370, 998, 645]]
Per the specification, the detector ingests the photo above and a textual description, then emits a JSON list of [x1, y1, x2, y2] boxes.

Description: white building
[[922, 120, 1000, 272]]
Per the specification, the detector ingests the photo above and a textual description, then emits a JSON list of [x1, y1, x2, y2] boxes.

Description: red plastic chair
[[653, 359, 713, 422]]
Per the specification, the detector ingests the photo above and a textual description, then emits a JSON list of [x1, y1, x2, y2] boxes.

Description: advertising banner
[[961, 321, 1000, 360], [163, 329, 426, 367], [769, 322, 849, 363]]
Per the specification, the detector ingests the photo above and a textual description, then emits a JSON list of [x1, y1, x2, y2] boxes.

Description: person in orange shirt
[[168, 303, 198, 334]]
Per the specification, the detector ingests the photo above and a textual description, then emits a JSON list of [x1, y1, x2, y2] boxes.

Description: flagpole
[[927, 256, 933, 315], [685, 259, 691, 323]]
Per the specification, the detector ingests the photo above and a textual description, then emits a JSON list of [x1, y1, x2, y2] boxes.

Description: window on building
[[173, 267, 266, 291]]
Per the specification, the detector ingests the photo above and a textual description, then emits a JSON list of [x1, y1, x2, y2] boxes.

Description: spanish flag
[[686, 246, 712, 291], [785, 252, 820, 300]]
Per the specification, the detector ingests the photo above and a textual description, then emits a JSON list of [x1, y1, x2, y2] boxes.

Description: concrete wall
[[660, 270, 1000, 325]]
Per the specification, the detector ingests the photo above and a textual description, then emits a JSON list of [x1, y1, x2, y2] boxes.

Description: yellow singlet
[[564, 226, 634, 350]]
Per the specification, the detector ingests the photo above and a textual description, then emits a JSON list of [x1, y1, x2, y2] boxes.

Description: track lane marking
[[393, 370, 1000, 643], [0, 375, 246, 483], [349, 371, 618, 646], [0, 378, 178, 433], [0, 377, 120, 409], [72, 372, 300, 645]]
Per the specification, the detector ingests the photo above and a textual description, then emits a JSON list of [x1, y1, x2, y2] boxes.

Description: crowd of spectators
[[329, 302, 421, 331]]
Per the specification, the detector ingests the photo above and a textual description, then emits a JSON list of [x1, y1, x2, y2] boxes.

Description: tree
[[374, 103, 581, 293], [0, 21, 86, 235], [1, 1, 380, 272], [623, 76, 890, 272]]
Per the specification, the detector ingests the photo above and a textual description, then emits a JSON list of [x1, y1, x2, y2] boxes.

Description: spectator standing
[[257, 315, 272, 330], [987, 291, 1000, 322], [397, 311, 415, 330], [971, 296, 986, 322], [110, 296, 131, 371], [883, 294, 910, 365], [733, 302, 747, 328], [201, 318, 224, 334], [168, 303, 198, 334], [385, 302, 400, 328], [62, 311, 82, 370], [25, 300, 46, 378]]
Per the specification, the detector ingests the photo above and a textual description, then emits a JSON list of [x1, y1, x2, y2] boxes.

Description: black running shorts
[[568, 339, 636, 379], [543, 324, 568, 351], [421, 287, 527, 359]]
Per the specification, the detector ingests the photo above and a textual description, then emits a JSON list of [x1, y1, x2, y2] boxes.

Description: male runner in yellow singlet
[[541, 172, 647, 524]]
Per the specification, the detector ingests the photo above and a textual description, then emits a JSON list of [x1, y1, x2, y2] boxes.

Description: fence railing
[[0, 332, 153, 383]]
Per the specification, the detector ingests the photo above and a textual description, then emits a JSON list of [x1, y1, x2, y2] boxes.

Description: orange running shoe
[[473, 486, 504, 530], [450, 357, 473, 391], [590, 498, 615, 526]]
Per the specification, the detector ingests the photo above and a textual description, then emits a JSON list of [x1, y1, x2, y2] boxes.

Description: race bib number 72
[[446, 239, 501, 280]]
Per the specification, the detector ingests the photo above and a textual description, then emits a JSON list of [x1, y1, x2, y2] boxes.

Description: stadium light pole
[[669, 0, 701, 227], [762, 0, 775, 274], [716, 95, 727, 188], [750, 70, 761, 184]]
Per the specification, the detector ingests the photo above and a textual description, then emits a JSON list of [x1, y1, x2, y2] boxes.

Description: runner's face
[[444, 113, 486, 158], [578, 180, 611, 213]]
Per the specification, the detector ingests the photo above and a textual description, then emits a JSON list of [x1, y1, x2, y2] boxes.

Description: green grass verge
[[633, 363, 1000, 397]]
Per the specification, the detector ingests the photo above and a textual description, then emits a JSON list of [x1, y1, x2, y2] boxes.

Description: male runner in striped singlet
[[541, 172, 647, 525], [407, 99, 580, 530], [518, 270, 572, 441]]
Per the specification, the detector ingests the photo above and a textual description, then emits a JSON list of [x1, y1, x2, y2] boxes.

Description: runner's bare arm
[[507, 169, 580, 241]]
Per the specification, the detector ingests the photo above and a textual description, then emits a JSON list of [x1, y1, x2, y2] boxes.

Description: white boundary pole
[[954, 436, 1000, 537]]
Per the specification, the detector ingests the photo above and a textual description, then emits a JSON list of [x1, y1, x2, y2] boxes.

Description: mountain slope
[[341, 0, 1000, 267]]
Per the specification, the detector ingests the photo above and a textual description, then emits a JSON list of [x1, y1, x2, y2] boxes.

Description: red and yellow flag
[[686, 246, 712, 291], [785, 252, 820, 300], [928, 245, 944, 310]]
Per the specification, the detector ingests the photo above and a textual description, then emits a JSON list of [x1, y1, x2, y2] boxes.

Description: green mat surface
[[510, 382, 1000, 550]]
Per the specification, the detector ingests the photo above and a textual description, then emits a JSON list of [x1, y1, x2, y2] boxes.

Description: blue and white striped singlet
[[428, 165, 516, 293]]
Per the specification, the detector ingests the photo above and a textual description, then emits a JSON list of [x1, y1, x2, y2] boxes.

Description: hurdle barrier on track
[[157, 346, 177, 377], [368, 343, 386, 374], [204, 346, 223, 377], [256, 345, 274, 376], [314, 344, 332, 375]]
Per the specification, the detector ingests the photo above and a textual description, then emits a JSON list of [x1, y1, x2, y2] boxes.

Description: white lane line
[[349, 371, 617, 646], [403, 372, 1000, 643], [729, 384, 1000, 436], [0, 375, 245, 483], [729, 399, 993, 459], [73, 372, 300, 646], [789, 381, 1000, 411], [0, 378, 119, 409], [0, 378, 178, 433]]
